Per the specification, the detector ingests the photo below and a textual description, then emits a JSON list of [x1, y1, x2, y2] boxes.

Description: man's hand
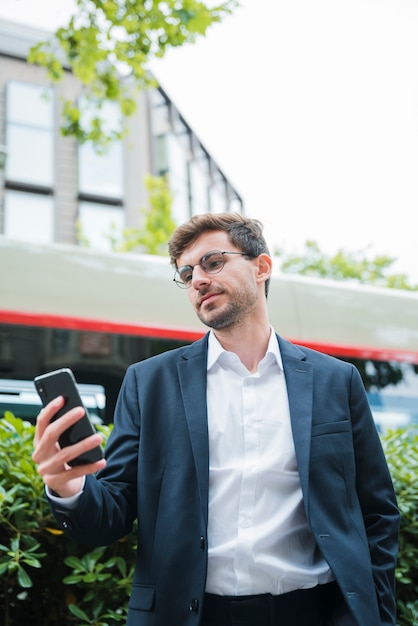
[[32, 396, 106, 498]]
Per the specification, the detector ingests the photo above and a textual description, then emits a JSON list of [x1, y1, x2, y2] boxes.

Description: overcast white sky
[[2, 0, 418, 280]]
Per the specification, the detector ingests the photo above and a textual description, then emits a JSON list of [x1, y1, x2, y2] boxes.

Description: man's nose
[[191, 264, 210, 287]]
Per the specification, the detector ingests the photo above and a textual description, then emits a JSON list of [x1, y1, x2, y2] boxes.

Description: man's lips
[[198, 291, 220, 307]]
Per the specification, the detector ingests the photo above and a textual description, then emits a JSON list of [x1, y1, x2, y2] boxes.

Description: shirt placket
[[233, 374, 259, 591]]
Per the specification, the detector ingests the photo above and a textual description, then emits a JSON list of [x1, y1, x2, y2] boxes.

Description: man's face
[[176, 231, 260, 331]]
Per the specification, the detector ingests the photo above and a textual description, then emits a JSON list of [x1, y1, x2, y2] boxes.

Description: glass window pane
[[189, 159, 209, 214], [229, 195, 243, 213], [210, 183, 229, 214], [78, 202, 124, 251], [151, 92, 171, 135], [171, 175, 190, 226], [79, 141, 124, 198], [6, 125, 53, 186], [172, 112, 191, 154], [4, 191, 54, 242], [7, 81, 53, 128], [155, 135, 169, 176], [166, 133, 190, 224], [5, 81, 54, 187], [78, 98, 124, 199]]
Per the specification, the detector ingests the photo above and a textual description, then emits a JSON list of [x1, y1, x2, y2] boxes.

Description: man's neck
[[213, 321, 271, 374]]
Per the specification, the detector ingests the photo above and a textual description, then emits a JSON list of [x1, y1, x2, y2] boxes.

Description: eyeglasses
[[173, 250, 250, 289]]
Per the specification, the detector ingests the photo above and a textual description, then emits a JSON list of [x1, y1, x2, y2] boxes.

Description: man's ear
[[255, 253, 273, 285]]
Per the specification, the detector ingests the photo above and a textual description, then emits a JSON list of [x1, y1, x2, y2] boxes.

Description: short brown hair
[[168, 212, 271, 296]]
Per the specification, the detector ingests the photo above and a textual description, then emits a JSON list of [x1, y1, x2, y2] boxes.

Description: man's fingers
[[33, 396, 64, 446], [34, 432, 104, 474], [42, 456, 107, 499], [33, 404, 86, 459], [32, 396, 106, 498]]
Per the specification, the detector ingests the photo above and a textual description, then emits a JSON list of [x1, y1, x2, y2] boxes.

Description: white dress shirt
[[205, 328, 333, 595]]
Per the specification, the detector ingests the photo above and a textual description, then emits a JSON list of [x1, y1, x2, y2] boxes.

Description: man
[[33, 212, 399, 626]]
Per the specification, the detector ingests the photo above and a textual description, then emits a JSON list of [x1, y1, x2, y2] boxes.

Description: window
[[166, 134, 190, 224], [4, 190, 54, 242], [150, 86, 244, 222], [209, 180, 229, 214], [78, 202, 124, 252], [79, 138, 124, 199], [208, 164, 243, 214], [155, 135, 169, 176], [77, 100, 124, 250], [3, 82, 54, 241], [189, 157, 210, 215], [151, 88, 171, 135], [5, 81, 54, 188]]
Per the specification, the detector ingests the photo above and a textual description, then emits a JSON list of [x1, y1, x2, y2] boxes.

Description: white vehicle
[[1, 236, 417, 431]]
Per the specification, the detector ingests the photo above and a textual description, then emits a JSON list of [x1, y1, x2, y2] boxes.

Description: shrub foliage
[[382, 428, 418, 626], [0, 412, 417, 625], [0, 413, 135, 626]]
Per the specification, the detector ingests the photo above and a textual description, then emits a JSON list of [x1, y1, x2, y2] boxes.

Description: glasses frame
[[173, 250, 250, 289]]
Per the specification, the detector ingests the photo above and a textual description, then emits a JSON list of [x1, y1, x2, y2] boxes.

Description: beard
[[196, 282, 258, 330]]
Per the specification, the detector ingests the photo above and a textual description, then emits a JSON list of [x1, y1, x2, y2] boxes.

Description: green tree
[[106, 174, 177, 254], [28, 0, 239, 151], [275, 240, 418, 291]]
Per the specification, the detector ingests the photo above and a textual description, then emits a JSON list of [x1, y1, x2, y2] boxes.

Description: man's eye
[[181, 270, 193, 283], [202, 253, 223, 271], [207, 259, 222, 270]]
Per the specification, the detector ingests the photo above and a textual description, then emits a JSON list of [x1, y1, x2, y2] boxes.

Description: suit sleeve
[[349, 365, 400, 625], [50, 365, 141, 545]]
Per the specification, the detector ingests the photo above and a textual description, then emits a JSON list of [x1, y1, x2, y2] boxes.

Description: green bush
[[382, 427, 418, 626], [0, 412, 135, 626], [0, 412, 417, 625]]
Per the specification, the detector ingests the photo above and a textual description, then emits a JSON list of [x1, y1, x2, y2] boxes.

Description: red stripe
[[1, 309, 417, 364], [0, 309, 204, 342], [290, 339, 418, 363]]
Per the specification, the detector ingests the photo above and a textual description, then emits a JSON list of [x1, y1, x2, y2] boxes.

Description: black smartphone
[[34, 368, 104, 467]]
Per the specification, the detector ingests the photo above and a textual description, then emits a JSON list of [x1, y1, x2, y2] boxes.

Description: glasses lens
[[176, 266, 193, 287], [174, 251, 226, 288], [201, 251, 224, 274]]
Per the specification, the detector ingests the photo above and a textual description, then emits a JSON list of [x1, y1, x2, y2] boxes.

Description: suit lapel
[[177, 336, 210, 526], [278, 336, 313, 508]]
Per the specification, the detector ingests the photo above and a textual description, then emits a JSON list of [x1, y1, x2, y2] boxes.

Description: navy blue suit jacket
[[51, 334, 399, 626]]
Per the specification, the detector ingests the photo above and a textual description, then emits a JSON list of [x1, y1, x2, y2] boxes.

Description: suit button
[[62, 520, 72, 530], [199, 536, 205, 549], [189, 598, 199, 612]]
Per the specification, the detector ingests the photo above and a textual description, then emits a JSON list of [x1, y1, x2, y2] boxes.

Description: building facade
[[0, 18, 243, 251]]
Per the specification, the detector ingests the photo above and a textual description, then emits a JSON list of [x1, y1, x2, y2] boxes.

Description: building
[[0, 18, 243, 251]]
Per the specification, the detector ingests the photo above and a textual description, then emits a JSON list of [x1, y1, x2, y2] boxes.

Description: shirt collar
[[207, 327, 283, 372]]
